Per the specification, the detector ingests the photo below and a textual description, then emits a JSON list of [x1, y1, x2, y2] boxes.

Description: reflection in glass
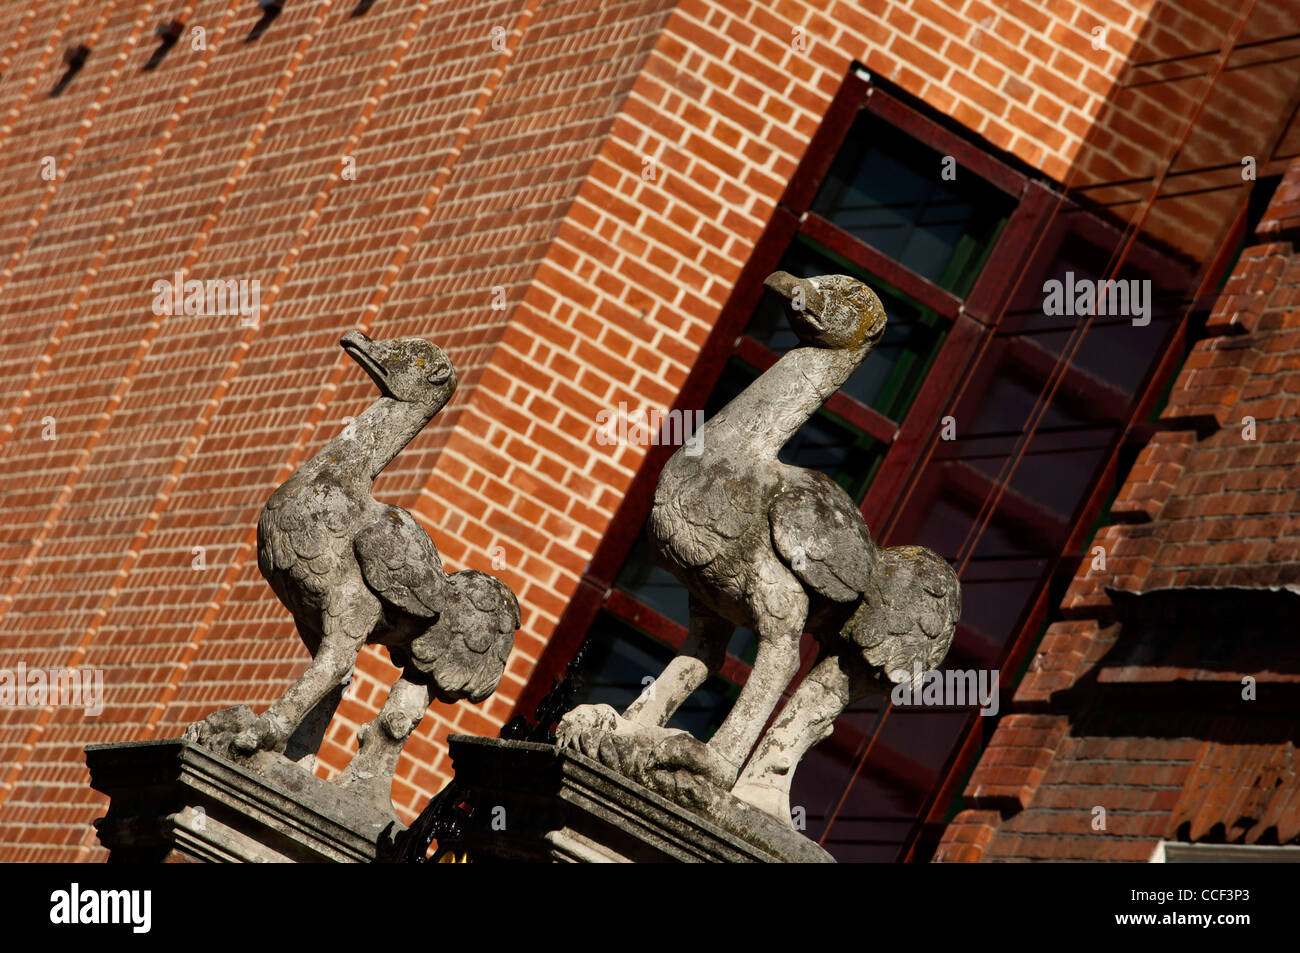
[[811, 110, 1013, 295]]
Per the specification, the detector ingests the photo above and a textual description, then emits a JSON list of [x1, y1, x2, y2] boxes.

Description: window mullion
[[863, 86, 1027, 197]]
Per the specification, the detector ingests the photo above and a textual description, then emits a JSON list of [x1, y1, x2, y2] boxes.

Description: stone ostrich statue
[[190, 331, 518, 808], [558, 273, 959, 823]]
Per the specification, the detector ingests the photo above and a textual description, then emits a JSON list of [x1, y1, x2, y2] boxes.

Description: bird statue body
[[558, 273, 960, 825], [192, 331, 518, 812]]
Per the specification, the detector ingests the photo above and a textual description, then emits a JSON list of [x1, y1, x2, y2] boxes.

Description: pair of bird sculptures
[[191, 270, 959, 835]]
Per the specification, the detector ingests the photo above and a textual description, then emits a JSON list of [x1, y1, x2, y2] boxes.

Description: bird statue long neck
[[701, 342, 873, 458], [320, 396, 442, 481]]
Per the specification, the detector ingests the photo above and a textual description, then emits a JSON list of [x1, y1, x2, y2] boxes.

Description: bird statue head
[[763, 272, 887, 351], [340, 330, 457, 408]]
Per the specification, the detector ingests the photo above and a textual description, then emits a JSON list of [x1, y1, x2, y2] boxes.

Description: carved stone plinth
[[85, 739, 399, 863], [437, 735, 834, 863]]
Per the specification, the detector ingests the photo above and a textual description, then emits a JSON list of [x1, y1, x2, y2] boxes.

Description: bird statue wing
[[770, 472, 876, 603], [353, 506, 449, 619], [410, 570, 519, 703], [845, 545, 961, 684], [258, 477, 353, 586], [650, 464, 750, 569]]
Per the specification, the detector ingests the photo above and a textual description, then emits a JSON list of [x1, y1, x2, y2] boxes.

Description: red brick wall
[[0, 0, 1195, 860]]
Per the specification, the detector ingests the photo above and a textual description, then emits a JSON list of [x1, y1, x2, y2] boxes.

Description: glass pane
[[811, 110, 1014, 295], [615, 528, 690, 627], [907, 494, 978, 562], [781, 408, 883, 501], [955, 562, 1044, 658], [1002, 224, 1186, 395], [568, 611, 735, 740], [952, 357, 1121, 526], [819, 709, 971, 860], [725, 628, 757, 665], [745, 235, 944, 421]]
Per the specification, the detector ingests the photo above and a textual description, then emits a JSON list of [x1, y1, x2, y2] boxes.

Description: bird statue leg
[[334, 670, 430, 812], [623, 599, 730, 728], [731, 652, 873, 823], [283, 678, 348, 769], [234, 620, 370, 755], [556, 601, 734, 792], [703, 575, 807, 787], [705, 633, 803, 785]]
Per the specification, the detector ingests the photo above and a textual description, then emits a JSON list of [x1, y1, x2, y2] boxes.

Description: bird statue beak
[[764, 271, 825, 322], [340, 330, 391, 395], [763, 271, 801, 299]]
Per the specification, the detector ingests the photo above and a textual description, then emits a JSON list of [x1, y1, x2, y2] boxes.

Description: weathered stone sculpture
[[189, 331, 519, 811], [558, 273, 960, 828]]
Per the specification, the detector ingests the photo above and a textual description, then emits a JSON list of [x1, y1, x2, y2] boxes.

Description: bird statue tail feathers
[[408, 570, 520, 704], [843, 545, 961, 691]]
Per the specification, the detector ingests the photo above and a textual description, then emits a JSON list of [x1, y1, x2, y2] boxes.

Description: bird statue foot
[[652, 734, 737, 791], [554, 703, 622, 747], [185, 705, 295, 761], [555, 702, 674, 759], [230, 712, 291, 756], [184, 704, 259, 756], [556, 704, 737, 810]]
